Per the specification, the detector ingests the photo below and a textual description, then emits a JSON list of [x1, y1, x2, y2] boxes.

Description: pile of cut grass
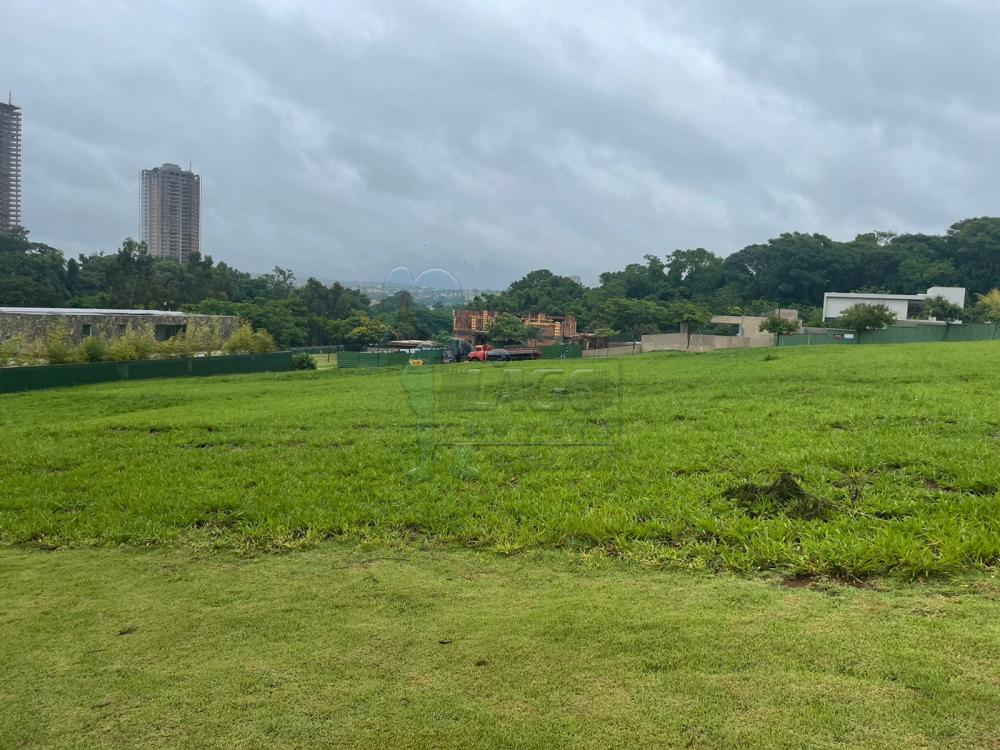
[[2, 342, 999, 578]]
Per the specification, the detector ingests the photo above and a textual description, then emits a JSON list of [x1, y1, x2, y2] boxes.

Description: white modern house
[[822, 287, 966, 323]]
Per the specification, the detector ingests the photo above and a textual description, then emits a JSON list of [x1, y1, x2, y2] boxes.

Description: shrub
[[43, 323, 77, 364], [78, 336, 107, 362], [156, 334, 184, 359], [189, 321, 223, 354], [161, 321, 224, 358], [223, 322, 277, 354], [0, 336, 22, 359], [251, 329, 277, 353], [223, 324, 255, 354], [292, 353, 317, 370], [105, 328, 155, 362], [105, 336, 138, 362], [131, 330, 157, 360]]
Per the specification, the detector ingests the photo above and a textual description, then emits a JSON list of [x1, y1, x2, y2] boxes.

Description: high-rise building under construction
[[140, 162, 201, 261], [0, 95, 22, 232]]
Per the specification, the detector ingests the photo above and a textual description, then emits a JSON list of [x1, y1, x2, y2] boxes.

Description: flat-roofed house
[[822, 287, 966, 323]]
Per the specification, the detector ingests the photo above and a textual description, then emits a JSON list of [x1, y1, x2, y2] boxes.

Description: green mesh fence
[[0, 352, 296, 394], [779, 324, 999, 347], [336, 350, 445, 368], [540, 344, 583, 358]]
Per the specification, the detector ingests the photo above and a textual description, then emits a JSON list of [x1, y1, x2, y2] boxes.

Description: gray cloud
[[5, 0, 1000, 287]]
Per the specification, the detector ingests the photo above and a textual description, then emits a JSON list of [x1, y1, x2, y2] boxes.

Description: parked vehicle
[[465, 344, 541, 362], [486, 347, 541, 361]]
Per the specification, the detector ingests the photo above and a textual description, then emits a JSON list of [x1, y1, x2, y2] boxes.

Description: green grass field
[[2, 343, 999, 577], [3, 343, 1000, 748], [3, 546, 998, 749]]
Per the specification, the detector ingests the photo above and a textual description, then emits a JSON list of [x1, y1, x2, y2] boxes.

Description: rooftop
[[824, 291, 926, 301], [0, 307, 189, 317]]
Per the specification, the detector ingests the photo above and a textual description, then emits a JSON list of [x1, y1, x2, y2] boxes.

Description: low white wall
[[641, 333, 774, 353]]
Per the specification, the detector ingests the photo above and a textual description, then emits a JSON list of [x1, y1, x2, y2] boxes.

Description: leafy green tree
[[0, 230, 69, 306], [759, 313, 800, 343], [834, 303, 897, 337], [921, 295, 964, 333], [346, 316, 389, 348], [945, 218, 1000, 296], [595, 298, 667, 341], [487, 313, 528, 347], [321, 318, 351, 348], [663, 248, 725, 300], [598, 256, 668, 300], [974, 289, 1000, 336], [393, 291, 418, 339], [665, 301, 713, 350], [262, 267, 296, 299]]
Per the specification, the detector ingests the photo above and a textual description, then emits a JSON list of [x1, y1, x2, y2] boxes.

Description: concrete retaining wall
[[641, 332, 774, 353]]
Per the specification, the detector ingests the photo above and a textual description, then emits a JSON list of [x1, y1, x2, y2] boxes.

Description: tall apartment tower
[[0, 95, 23, 232], [140, 162, 201, 261]]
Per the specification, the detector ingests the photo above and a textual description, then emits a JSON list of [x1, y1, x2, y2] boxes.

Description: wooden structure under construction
[[452, 309, 577, 346]]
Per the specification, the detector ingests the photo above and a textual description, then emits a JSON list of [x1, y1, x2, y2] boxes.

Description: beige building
[[140, 163, 201, 261], [0, 97, 22, 232]]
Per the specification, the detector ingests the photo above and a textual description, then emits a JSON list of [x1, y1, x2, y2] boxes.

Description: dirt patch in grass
[[725, 471, 831, 520], [922, 478, 998, 496]]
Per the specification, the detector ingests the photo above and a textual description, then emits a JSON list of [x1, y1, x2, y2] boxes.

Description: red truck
[[465, 344, 541, 362]]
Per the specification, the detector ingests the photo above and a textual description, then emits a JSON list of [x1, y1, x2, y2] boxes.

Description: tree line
[[470, 217, 1000, 336], [0, 230, 449, 349], [3, 216, 1000, 348]]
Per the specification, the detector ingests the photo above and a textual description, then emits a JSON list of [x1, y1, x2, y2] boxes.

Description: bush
[[0, 336, 22, 359], [223, 323, 277, 354], [251, 329, 277, 353], [159, 321, 225, 358], [291, 353, 317, 370], [43, 323, 77, 364], [105, 336, 138, 362], [78, 336, 107, 362], [105, 328, 155, 362]]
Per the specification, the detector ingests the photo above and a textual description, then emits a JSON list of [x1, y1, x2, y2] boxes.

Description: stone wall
[[0, 311, 240, 345]]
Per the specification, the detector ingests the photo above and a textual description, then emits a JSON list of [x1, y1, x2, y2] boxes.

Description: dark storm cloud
[[5, 0, 1000, 287]]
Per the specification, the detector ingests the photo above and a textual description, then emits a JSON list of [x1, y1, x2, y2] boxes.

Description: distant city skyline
[[140, 162, 201, 262], [0, 95, 22, 233]]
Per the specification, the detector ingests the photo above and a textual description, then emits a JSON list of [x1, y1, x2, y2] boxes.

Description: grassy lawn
[[2, 545, 998, 749], [1, 342, 999, 577], [3, 343, 1000, 748]]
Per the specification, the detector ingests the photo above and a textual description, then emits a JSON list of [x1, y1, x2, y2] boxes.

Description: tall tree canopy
[[3, 216, 1000, 346]]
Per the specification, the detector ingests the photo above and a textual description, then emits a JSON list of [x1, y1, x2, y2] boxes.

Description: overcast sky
[[5, 0, 1000, 288]]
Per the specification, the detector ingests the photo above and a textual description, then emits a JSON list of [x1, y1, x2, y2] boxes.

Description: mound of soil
[[725, 471, 830, 520]]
